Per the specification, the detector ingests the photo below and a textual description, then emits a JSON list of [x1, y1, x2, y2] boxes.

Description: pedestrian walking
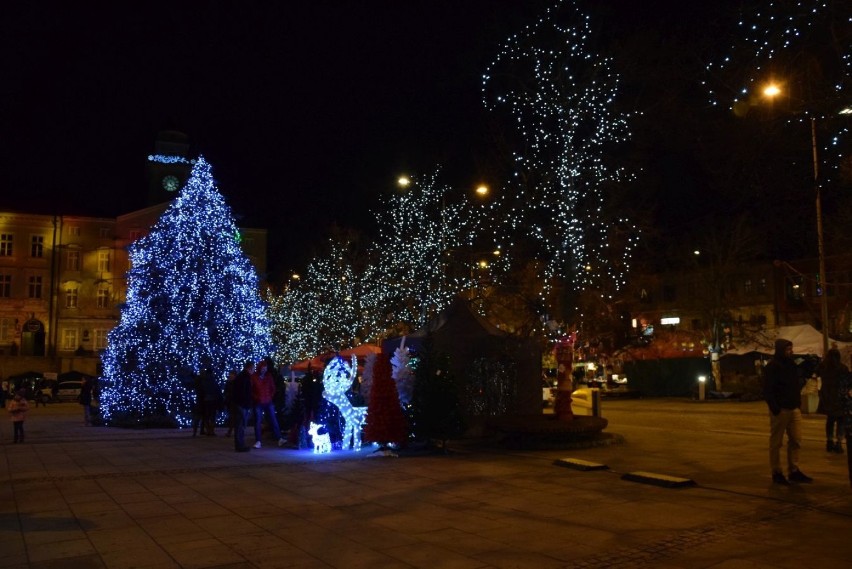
[[8, 389, 29, 443], [764, 339, 813, 485], [233, 362, 254, 452], [35, 385, 47, 407], [817, 348, 846, 454], [251, 360, 285, 448]]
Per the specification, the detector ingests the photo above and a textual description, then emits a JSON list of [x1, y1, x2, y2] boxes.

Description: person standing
[[251, 360, 285, 448], [233, 362, 254, 452], [79, 377, 94, 426], [817, 348, 846, 454], [764, 339, 813, 484], [191, 371, 206, 437], [224, 370, 237, 438], [839, 361, 852, 488], [8, 389, 29, 443], [200, 369, 223, 436]]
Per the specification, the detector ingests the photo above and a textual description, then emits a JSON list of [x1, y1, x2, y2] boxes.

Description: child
[[8, 389, 29, 443]]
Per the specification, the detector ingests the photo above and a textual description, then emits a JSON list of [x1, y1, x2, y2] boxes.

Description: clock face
[[162, 175, 180, 192]]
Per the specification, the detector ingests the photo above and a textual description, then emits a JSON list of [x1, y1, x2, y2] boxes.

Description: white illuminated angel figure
[[322, 355, 368, 450], [391, 337, 415, 406]]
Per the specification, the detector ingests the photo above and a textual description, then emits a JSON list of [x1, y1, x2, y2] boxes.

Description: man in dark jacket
[[233, 361, 254, 452], [764, 339, 812, 484]]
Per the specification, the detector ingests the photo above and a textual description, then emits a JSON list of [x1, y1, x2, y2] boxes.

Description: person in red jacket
[[251, 361, 285, 448]]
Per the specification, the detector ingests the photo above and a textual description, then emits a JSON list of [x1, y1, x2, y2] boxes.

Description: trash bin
[[571, 387, 601, 417]]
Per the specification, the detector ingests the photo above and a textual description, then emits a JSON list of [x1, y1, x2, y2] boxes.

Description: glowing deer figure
[[322, 355, 367, 450], [308, 422, 331, 454]]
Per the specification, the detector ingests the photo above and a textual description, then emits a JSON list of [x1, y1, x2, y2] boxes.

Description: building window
[[98, 250, 111, 272], [97, 286, 111, 308], [744, 279, 752, 295], [758, 278, 767, 293], [0, 317, 15, 342], [0, 234, 13, 256], [662, 285, 676, 302], [66, 250, 81, 271], [129, 230, 143, 242], [99, 227, 111, 238], [94, 329, 109, 350], [66, 285, 79, 309], [31, 235, 44, 258], [62, 328, 79, 351], [68, 226, 80, 237], [0, 274, 10, 298], [28, 276, 42, 299]]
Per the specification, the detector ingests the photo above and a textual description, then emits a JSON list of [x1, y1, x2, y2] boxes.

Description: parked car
[[56, 380, 83, 402]]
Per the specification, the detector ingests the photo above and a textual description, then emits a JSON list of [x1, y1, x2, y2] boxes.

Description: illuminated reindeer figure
[[308, 422, 331, 454], [322, 355, 368, 450]]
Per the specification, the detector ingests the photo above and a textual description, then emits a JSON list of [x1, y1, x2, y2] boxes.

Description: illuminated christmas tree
[[271, 231, 382, 364], [370, 170, 475, 331], [269, 171, 480, 363], [481, 0, 637, 327], [100, 157, 272, 426]]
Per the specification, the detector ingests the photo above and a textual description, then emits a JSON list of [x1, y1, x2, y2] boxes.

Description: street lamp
[[762, 83, 830, 356]]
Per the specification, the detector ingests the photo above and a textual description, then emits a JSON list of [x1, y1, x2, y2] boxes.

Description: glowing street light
[[762, 82, 782, 98], [762, 82, 829, 355], [475, 184, 489, 196], [397, 175, 411, 188]]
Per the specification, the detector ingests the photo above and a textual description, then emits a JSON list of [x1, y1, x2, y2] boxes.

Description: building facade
[[626, 254, 852, 347], [0, 207, 267, 378]]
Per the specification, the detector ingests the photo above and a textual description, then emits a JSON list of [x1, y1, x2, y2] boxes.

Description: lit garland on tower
[[481, 0, 638, 327], [100, 157, 272, 425]]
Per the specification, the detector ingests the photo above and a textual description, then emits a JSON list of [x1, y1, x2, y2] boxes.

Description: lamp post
[[762, 84, 829, 356], [810, 116, 830, 357]]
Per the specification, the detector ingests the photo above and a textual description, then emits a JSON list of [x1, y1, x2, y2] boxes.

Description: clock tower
[[146, 130, 193, 205]]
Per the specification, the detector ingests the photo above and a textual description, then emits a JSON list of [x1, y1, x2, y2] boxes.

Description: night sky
[[1, 1, 739, 280]]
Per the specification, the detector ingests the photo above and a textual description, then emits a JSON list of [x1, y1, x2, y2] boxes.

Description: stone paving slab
[[2, 400, 851, 568]]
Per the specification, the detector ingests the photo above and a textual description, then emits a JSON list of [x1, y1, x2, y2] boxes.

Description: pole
[[812, 117, 829, 357]]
